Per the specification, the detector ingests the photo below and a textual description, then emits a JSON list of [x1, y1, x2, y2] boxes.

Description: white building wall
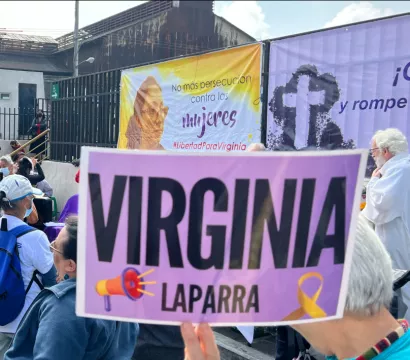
[[40, 161, 79, 213], [0, 69, 45, 140]]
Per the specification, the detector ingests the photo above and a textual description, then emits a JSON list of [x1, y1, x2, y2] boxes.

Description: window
[[0, 93, 10, 100]]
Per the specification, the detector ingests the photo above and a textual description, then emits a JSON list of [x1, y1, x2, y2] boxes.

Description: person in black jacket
[[28, 110, 47, 160], [132, 325, 184, 360], [16, 157, 45, 186]]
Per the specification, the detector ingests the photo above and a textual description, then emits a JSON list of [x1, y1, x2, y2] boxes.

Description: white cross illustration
[[282, 75, 325, 149]]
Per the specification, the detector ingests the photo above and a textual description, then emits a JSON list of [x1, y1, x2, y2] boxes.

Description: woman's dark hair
[[0, 190, 13, 212], [17, 157, 32, 177], [36, 111, 45, 120], [63, 216, 78, 262], [12, 152, 25, 164]]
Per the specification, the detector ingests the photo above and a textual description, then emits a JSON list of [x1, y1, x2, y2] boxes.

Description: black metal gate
[[0, 98, 52, 141], [50, 69, 121, 161]]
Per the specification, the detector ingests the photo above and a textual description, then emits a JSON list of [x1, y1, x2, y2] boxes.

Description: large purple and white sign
[[267, 15, 410, 176], [76, 147, 366, 326]]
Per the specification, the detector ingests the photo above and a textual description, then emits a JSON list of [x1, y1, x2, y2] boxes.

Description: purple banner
[[77, 148, 366, 325], [267, 15, 410, 177]]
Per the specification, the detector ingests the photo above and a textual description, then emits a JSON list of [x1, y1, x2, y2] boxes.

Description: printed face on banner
[[77, 148, 366, 326], [118, 44, 262, 152], [267, 15, 410, 176], [128, 76, 169, 150]]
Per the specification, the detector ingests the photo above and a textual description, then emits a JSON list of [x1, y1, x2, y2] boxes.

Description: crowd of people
[[0, 140, 58, 358], [0, 127, 410, 360], [0, 152, 51, 227]]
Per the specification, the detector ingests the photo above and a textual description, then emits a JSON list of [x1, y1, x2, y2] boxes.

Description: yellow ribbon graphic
[[282, 272, 327, 321]]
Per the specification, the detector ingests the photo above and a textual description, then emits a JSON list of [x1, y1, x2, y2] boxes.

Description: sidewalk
[[214, 328, 276, 360]]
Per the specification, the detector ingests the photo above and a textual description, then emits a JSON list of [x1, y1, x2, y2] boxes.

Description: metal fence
[[0, 101, 51, 141], [50, 70, 121, 161], [48, 44, 256, 162], [0, 107, 31, 141]]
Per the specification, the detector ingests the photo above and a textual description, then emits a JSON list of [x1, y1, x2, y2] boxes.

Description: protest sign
[[77, 148, 367, 325], [266, 14, 410, 176], [118, 43, 262, 152]]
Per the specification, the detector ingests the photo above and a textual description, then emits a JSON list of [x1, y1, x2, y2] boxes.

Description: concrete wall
[[0, 139, 28, 156], [0, 144, 76, 213], [0, 69, 45, 140], [40, 161, 78, 213]]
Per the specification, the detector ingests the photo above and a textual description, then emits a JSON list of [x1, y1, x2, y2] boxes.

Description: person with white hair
[[246, 143, 266, 152], [362, 128, 410, 321], [0, 155, 14, 178], [180, 216, 410, 360]]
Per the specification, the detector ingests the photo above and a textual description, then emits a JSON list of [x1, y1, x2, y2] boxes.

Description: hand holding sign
[[372, 167, 382, 178], [181, 323, 220, 360]]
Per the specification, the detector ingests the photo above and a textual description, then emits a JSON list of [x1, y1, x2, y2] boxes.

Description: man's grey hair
[[0, 155, 13, 164], [372, 128, 408, 155], [247, 143, 266, 152], [345, 215, 393, 316]]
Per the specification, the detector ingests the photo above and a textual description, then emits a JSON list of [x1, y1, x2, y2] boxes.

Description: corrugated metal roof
[[0, 33, 57, 44], [0, 53, 71, 75], [55, 0, 174, 51]]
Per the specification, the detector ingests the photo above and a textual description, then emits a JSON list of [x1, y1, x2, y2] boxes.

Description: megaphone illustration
[[96, 267, 156, 312]]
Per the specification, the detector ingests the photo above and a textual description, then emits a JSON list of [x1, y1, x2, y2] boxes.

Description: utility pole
[[73, 0, 79, 77]]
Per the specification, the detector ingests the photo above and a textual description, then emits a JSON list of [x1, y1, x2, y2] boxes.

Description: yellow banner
[[118, 43, 262, 151]]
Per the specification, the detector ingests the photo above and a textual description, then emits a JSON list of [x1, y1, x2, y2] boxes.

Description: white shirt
[[0, 214, 54, 333], [362, 153, 410, 321]]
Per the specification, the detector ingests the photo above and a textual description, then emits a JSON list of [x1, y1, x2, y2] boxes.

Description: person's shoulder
[[385, 159, 410, 175], [6, 222, 42, 240], [19, 228, 50, 253], [89, 319, 138, 358], [396, 162, 410, 177], [86, 317, 138, 337], [21, 227, 48, 242], [38, 292, 88, 332], [381, 328, 410, 359], [87, 316, 117, 331], [39, 283, 78, 315]]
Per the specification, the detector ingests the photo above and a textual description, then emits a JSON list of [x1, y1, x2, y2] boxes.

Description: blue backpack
[[0, 218, 43, 326]]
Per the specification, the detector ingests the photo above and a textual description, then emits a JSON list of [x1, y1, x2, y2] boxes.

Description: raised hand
[[181, 323, 220, 360]]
